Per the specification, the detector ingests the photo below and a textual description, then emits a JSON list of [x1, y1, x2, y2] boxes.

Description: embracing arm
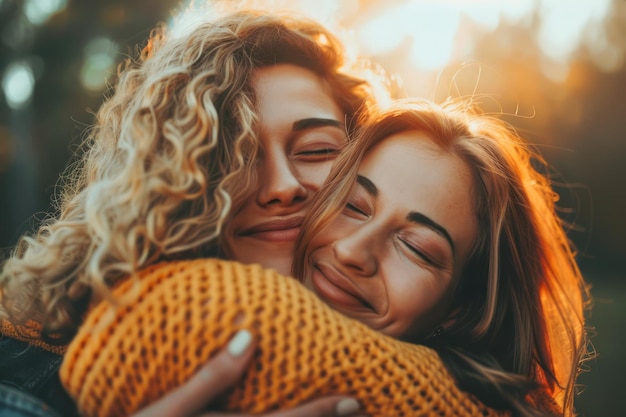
[[132, 329, 363, 417], [60, 259, 507, 417]]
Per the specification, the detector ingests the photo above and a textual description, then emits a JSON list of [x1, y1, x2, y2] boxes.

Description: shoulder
[[0, 336, 79, 417]]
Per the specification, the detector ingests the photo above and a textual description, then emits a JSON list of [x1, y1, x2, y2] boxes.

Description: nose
[[331, 226, 377, 277], [256, 148, 308, 208]]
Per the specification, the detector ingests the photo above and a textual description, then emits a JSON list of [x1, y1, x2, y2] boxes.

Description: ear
[[428, 307, 462, 339], [440, 306, 462, 330]]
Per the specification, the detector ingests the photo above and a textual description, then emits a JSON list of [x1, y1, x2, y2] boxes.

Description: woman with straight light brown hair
[[294, 98, 591, 417]]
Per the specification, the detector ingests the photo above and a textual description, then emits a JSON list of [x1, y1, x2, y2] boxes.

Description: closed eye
[[400, 239, 435, 265], [297, 148, 339, 155], [295, 148, 340, 162], [345, 203, 369, 217]]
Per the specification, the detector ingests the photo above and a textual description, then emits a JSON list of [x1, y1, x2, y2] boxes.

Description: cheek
[[294, 162, 334, 189], [223, 176, 257, 220], [227, 201, 250, 229], [387, 268, 455, 337], [308, 213, 353, 254], [308, 223, 337, 251]]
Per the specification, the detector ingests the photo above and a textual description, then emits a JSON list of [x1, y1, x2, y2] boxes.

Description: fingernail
[[336, 398, 360, 416], [227, 329, 252, 356]]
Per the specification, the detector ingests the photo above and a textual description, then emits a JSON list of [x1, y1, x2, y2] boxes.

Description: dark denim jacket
[[0, 336, 79, 417]]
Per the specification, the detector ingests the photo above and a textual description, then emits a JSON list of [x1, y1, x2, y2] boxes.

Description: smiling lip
[[239, 217, 304, 243], [310, 263, 372, 311]]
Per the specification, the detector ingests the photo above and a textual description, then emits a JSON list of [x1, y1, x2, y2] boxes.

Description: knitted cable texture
[[60, 258, 508, 417], [0, 319, 66, 355]]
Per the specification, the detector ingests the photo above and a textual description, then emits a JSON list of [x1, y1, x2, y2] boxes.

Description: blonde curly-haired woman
[[0, 9, 379, 417]]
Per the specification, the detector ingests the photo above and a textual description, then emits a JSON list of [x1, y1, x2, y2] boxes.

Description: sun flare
[[170, 0, 620, 95]]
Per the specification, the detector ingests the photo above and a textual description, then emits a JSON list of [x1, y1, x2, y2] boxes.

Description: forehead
[[361, 130, 464, 186], [360, 130, 478, 260], [252, 64, 342, 122]]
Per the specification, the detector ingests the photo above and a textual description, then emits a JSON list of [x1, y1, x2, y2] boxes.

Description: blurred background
[[0, 0, 624, 414]]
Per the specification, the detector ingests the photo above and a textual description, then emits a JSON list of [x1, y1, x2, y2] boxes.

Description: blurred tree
[[0, 0, 180, 251]]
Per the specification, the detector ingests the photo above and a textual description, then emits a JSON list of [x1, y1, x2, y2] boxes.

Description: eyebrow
[[407, 212, 456, 255], [356, 175, 455, 254], [356, 175, 379, 198], [292, 118, 344, 132]]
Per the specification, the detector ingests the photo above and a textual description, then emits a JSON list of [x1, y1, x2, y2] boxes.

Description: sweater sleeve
[[59, 258, 508, 417]]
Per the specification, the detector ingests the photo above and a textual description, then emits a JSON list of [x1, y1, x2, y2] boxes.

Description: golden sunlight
[[353, 0, 615, 76], [172, 0, 621, 89]]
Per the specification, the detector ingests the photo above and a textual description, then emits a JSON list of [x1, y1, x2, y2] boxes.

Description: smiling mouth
[[239, 217, 304, 243], [310, 264, 373, 312]]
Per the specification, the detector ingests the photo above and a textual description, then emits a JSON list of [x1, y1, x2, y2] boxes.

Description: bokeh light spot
[[24, 0, 68, 26], [2, 62, 35, 110], [80, 37, 119, 92]]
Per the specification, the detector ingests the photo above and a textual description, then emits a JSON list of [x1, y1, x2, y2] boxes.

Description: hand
[[131, 329, 365, 417]]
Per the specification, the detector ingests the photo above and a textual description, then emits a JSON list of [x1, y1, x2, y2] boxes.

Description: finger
[[269, 397, 364, 417], [132, 329, 255, 417], [200, 397, 364, 417]]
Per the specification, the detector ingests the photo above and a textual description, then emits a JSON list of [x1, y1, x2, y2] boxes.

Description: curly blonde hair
[[294, 99, 592, 417], [0, 10, 379, 343]]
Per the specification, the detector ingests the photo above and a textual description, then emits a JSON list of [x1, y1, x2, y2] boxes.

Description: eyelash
[[297, 148, 339, 156], [401, 240, 432, 263], [345, 202, 368, 217], [294, 148, 341, 163]]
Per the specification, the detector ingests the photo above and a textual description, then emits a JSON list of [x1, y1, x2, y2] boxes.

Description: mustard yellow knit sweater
[[58, 258, 508, 417]]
